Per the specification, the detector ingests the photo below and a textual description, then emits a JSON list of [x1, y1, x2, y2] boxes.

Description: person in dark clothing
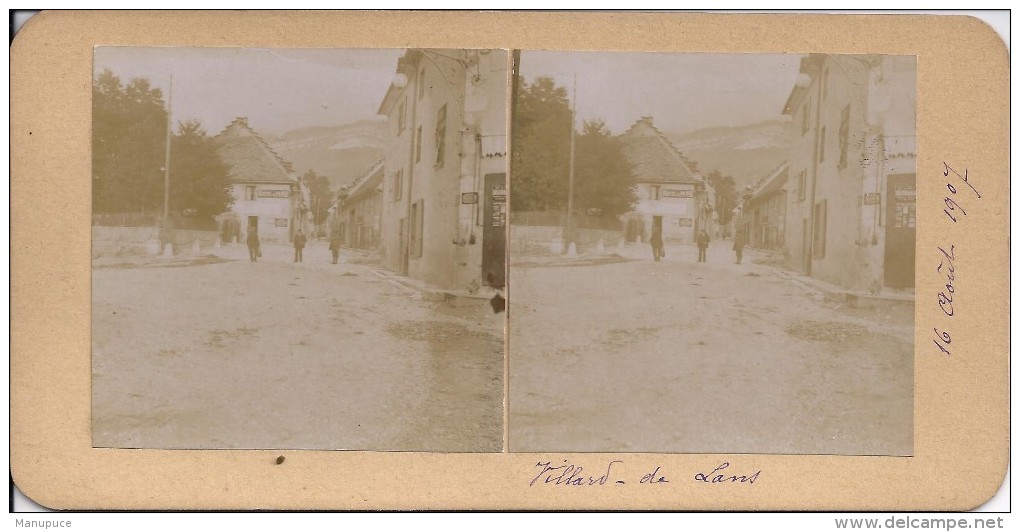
[[329, 230, 341, 264], [650, 226, 664, 262], [293, 230, 307, 263], [696, 229, 710, 263], [246, 229, 260, 263], [733, 229, 746, 265]]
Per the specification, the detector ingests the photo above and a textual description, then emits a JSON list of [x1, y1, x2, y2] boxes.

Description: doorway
[[482, 173, 507, 288], [884, 174, 916, 288]]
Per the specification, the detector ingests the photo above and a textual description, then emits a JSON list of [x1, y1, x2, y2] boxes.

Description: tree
[[92, 69, 233, 224], [706, 170, 739, 226], [169, 120, 233, 221], [301, 170, 332, 226], [511, 77, 637, 218], [92, 69, 167, 214], [573, 120, 638, 218], [510, 76, 571, 212]]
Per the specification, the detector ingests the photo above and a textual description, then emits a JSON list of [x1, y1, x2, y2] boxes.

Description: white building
[[619, 116, 713, 243], [376, 49, 508, 291], [215, 117, 306, 244], [782, 54, 916, 292]]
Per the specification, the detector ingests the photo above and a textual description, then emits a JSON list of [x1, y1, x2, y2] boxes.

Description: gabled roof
[[344, 160, 384, 203], [618, 117, 702, 185], [782, 54, 824, 115], [215, 117, 296, 184], [748, 162, 789, 205]]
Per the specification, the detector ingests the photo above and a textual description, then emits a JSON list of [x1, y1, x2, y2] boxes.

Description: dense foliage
[[511, 76, 636, 218], [92, 69, 232, 222]]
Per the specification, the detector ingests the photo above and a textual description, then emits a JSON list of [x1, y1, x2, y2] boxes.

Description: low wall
[[92, 226, 220, 258], [510, 225, 624, 255]]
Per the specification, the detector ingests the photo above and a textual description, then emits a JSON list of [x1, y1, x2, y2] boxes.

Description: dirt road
[[92, 242, 503, 452]]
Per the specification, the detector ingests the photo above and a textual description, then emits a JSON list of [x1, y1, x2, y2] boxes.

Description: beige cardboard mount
[[10, 11, 1009, 510]]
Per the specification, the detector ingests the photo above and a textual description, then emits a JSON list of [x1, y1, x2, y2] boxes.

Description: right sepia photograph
[[508, 51, 916, 455]]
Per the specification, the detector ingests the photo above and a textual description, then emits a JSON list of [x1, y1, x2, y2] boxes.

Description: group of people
[[245, 229, 344, 264], [649, 226, 746, 264]]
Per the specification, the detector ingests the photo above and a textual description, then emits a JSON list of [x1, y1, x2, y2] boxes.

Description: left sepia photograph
[[91, 47, 508, 452]]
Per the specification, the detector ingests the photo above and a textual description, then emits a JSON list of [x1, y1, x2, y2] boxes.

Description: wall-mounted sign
[[863, 192, 881, 205], [259, 189, 291, 198], [678, 218, 693, 227], [491, 204, 506, 228], [491, 184, 507, 203], [274, 218, 289, 227], [894, 184, 916, 203], [461, 192, 479, 204], [662, 188, 695, 198]]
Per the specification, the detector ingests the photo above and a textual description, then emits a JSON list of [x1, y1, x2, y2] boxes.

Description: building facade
[[739, 162, 788, 251], [377, 49, 508, 291], [335, 161, 384, 251], [619, 117, 713, 244], [215, 117, 306, 244], [782, 54, 916, 292]]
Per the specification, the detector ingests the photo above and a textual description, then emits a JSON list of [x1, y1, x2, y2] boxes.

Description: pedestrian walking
[[650, 225, 664, 262], [246, 228, 260, 263], [329, 230, 342, 264], [293, 230, 307, 263], [696, 229, 710, 263], [733, 229, 746, 265]]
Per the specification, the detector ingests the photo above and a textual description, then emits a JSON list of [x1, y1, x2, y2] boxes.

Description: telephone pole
[[565, 72, 576, 251], [163, 73, 173, 229]]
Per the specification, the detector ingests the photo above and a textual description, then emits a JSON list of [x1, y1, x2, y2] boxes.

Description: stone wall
[[92, 226, 220, 258], [510, 225, 624, 256]]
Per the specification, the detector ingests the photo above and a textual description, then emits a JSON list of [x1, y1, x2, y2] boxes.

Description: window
[[649, 185, 660, 200], [813, 200, 827, 259], [418, 67, 426, 100], [818, 126, 826, 163], [838, 104, 850, 169], [245, 185, 256, 201], [415, 126, 423, 164], [821, 69, 828, 101], [797, 170, 807, 202], [801, 98, 810, 135], [397, 98, 406, 134], [393, 169, 403, 202], [435, 104, 447, 168]]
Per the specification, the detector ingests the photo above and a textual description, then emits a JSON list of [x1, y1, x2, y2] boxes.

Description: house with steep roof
[[215, 117, 306, 244], [618, 116, 713, 244]]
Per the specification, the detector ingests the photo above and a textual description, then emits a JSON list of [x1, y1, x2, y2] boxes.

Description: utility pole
[[163, 73, 173, 229], [565, 72, 576, 251]]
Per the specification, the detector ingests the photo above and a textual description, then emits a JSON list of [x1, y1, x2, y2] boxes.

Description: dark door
[[885, 174, 916, 288], [802, 219, 810, 274], [399, 217, 408, 275], [482, 173, 507, 288]]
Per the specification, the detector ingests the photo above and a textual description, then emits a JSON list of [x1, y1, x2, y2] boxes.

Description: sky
[[519, 51, 804, 136], [94, 47, 405, 136], [96, 48, 804, 139]]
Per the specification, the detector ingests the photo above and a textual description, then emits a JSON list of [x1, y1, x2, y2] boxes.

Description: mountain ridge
[[667, 119, 792, 191], [267, 119, 387, 191]]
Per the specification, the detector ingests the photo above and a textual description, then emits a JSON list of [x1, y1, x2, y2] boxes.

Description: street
[[92, 241, 504, 452], [508, 241, 914, 455]]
